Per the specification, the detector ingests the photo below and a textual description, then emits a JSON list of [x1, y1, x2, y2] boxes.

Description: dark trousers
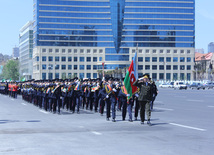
[[99, 98, 105, 114], [134, 99, 140, 118], [139, 101, 151, 122], [106, 100, 111, 118]]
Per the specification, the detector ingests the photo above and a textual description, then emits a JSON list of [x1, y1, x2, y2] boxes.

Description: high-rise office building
[[208, 42, 214, 53], [33, 0, 195, 81], [13, 47, 19, 58], [19, 21, 34, 80]]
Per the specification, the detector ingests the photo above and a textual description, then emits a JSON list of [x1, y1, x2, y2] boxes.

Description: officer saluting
[[133, 74, 153, 125]]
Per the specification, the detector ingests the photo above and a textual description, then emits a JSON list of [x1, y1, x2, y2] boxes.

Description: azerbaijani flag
[[124, 51, 138, 100]]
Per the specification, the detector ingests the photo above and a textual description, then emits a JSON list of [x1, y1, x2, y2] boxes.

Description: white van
[[174, 81, 187, 90]]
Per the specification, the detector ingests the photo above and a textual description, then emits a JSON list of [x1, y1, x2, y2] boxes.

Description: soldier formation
[[0, 74, 158, 125]]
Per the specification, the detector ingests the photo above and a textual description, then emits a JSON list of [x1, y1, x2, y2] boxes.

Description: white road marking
[[155, 101, 163, 103], [21, 103, 27, 106], [186, 99, 204, 102], [155, 107, 174, 111], [208, 106, 214, 108], [169, 123, 206, 131], [91, 131, 102, 135], [39, 110, 49, 114]]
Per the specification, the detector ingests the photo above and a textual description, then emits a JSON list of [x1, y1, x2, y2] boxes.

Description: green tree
[[2, 60, 19, 81]]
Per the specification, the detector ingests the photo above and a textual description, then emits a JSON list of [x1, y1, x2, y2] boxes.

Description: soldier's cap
[[142, 74, 150, 79], [88, 78, 92, 81], [96, 78, 101, 81], [114, 78, 119, 81], [74, 77, 78, 80]]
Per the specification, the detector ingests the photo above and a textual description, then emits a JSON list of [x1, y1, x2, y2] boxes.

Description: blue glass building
[[33, 0, 195, 81]]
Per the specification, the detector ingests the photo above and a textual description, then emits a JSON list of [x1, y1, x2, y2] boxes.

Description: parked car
[[189, 82, 205, 90], [169, 82, 174, 88], [203, 82, 214, 89], [159, 83, 171, 88], [174, 81, 187, 90]]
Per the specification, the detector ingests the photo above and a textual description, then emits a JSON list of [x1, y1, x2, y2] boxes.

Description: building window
[[180, 73, 185, 80], [152, 73, 157, 80], [99, 57, 102, 61], [80, 57, 84, 62], [87, 49, 91, 53], [138, 73, 143, 78], [62, 73, 66, 79], [152, 57, 157, 62], [159, 65, 164, 70], [152, 65, 157, 70], [87, 73, 91, 78], [145, 57, 150, 62], [74, 65, 78, 70], [42, 64, 46, 70], [180, 50, 184, 54], [159, 73, 164, 80], [173, 73, 178, 80], [55, 65, 59, 70], [93, 57, 97, 62], [49, 49, 52, 53], [68, 57, 72, 62], [139, 49, 142, 53], [74, 49, 77, 53], [93, 65, 97, 70], [145, 65, 150, 70], [180, 57, 185, 62], [138, 65, 143, 70], [62, 65, 66, 70], [68, 65, 72, 70], [42, 49, 46, 53], [80, 49, 84, 53], [55, 49, 59, 53], [87, 65, 91, 70], [42, 56, 46, 62], [99, 49, 103, 53], [74, 73, 78, 77], [93, 49, 97, 53], [159, 57, 164, 62], [74, 57, 77, 62], [93, 73, 97, 78], [48, 73, 53, 80], [48, 64, 53, 70], [36, 56, 39, 61], [166, 65, 171, 70], [55, 56, 59, 62], [146, 49, 149, 53], [79, 73, 84, 79], [132, 49, 135, 53], [138, 57, 143, 62], [62, 49, 66, 53], [180, 65, 185, 70], [37, 65, 39, 70], [187, 65, 191, 70], [48, 56, 53, 62], [55, 73, 59, 79], [187, 73, 191, 81], [68, 49, 72, 53], [80, 65, 84, 70], [68, 73, 72, 79], [160, 50, 164, 54], [174, 50, 177, 54], [87, 57, 91, 62], [61, 57, 66, 62], [166, 73, 171, 80], [173, 57, 178, 62], [173, 65, 178, 70], [166, 57, 171, 62], [187, 50, 191, 54], [152, 50, 156, 54], [187, 57, 191, 62], [42, 73, 46, 80], [167, 50, 170, 54]]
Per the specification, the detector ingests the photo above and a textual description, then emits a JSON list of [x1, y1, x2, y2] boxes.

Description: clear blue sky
[[0, 0, 213, 55]]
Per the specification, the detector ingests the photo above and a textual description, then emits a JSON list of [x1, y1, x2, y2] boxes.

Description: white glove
[[135, 94, 139, 97], [113, 88, 117, 92], [127, 94, 130, 97], [106, 95, 109, 99]]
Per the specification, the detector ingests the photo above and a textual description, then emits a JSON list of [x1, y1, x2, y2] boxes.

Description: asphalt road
[[0, 89, 214, 155]]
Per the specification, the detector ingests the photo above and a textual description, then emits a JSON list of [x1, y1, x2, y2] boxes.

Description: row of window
[[138, 65, 191, 70], [42, 73, 98, 80], [138, 73, 191, 80], [38, 56, 100, 62], [42, 48, 103, 54], [138, 57, 192, 62]]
